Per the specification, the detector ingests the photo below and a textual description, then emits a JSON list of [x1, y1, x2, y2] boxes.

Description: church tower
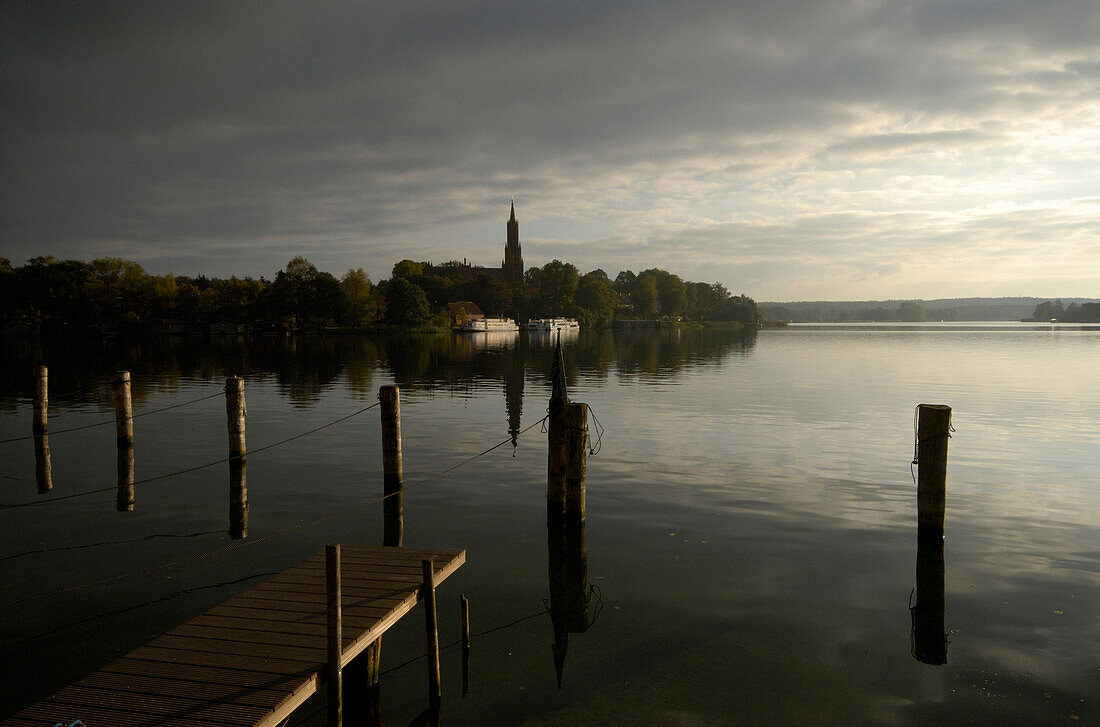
[[502, 199, 524, 284]]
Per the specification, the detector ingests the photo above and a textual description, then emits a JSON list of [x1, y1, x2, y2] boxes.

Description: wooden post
[[33, 432, 52, 494], [916, 404, 951, 533], [113, 371, 133, 447], [327, 543, 343, 727], [226, 377, 246, 460], [32, 365, 47, 435], [227, 377, 248, 539], [422, 559, 441, 706], [564, 402, 588, 520], [380, 386, 403, 547], [116, 444, 135, 511], [460, 595, 470, 697], [547, 412, 567, 520]]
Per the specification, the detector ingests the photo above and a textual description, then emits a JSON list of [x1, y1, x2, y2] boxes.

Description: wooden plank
[[125, 645, 317, 675]]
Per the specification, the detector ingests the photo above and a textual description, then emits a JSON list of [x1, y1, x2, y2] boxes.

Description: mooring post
[[422, 559, 441, 706], [564, 402, 588, 521], [113, 371, 133, 447], [32, 365, 47, 435], [916, 404, 951, 533], [379, 385, 404, 547], [226, 377, 248, 539], [460, 594, 470, 697], [547, 409, 568, 519], [326, 543, 343, 727]]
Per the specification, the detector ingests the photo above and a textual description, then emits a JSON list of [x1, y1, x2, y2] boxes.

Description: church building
[[423, 201, 525, 285]]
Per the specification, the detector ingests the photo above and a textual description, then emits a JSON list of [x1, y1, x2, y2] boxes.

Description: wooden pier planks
[[2, 545, 465, 727]]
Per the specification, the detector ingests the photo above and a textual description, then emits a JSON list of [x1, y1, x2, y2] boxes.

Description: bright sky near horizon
[[2, 1, 1098, 301]]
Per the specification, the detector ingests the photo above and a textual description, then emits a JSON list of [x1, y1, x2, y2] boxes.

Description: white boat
[[461, 317, 519, 332], [525, 317, 580, 332]]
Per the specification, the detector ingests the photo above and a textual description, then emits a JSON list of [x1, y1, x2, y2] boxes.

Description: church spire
[[510, 197, 516, 222]]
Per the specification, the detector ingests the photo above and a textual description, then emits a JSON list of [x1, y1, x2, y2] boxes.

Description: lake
[[1, 323, 1098, 725]]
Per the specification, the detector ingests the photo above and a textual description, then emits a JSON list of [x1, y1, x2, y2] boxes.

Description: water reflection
[[229, 457, 247, 539], [116, 444, 135, 512], [33, 432, 52, 494], [911, 530, 948, 665], [0, 328, 756, 410], [547, 513, 600, 689]]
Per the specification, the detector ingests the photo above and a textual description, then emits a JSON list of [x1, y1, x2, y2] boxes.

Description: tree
[[384, 277, 432, 327], [537, 260, 579, 315], [575, 272, 616, 324], [632, 273, 658, 317], [896, 301, 927, 322], [340, 268, 377, 326], [392, 259, 424, 280]]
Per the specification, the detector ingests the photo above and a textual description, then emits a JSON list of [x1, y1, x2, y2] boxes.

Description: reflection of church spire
[[504, 343, 525, 448]]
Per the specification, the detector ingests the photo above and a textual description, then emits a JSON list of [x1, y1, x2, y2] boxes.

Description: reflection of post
[[116, 444, 135, 511], [380, 385, 403, 547], [547, 512, 590, 689], [912, 530, 947, 665], [32, 365, 47, 435], [33, 432, 53, 494], [226, 377, 248, 540], [916, 404, 951, 532], [113, 371, 134, 447]]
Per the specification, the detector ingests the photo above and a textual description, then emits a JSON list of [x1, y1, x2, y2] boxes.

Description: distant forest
[[0, 255, 760, 332], [759, 297, 1098, 323]]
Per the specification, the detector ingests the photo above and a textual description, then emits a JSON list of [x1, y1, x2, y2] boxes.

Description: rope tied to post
[[911, 404, 955, 482]]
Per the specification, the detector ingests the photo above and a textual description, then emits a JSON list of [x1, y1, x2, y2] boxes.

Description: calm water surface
[[1, 324, 1097, 725]]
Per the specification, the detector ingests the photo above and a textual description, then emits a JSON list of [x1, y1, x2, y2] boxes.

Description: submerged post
[[422, 559, 441, 706], [226, 377, 248, 539], [33, 432, 52, 494], [461, 594, 470, 697], [916, 404, 951, 533], [116, 444, 135, 511], [564, 402, 588, 520], [32, 365, 47, 435], [379, 385, 403, 547], [113, 371, 133, 447], [326, 543, 343, 727]]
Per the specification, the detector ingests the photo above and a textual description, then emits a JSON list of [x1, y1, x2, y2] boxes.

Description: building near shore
[[424, 201, 524, 285]]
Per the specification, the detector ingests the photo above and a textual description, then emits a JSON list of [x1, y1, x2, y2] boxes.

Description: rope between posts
[[0, 390, 225, 445], [0, 400, 382, 511], [0, 415, 549, 608]]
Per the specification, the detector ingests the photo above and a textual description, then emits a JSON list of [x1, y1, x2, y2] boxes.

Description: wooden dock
[[2, 545, 466, 727]]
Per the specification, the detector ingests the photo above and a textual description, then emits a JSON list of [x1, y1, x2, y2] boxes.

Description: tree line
[[0, 254, 759, 331]]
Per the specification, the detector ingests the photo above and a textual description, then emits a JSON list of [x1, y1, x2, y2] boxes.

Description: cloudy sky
[[2, 1, 1098, 300]]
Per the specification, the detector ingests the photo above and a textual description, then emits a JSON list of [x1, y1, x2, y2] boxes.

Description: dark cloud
[[1, 1, 1097, 297]]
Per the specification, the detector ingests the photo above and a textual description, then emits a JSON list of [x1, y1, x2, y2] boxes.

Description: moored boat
[[461, 317, 519, 332], [525, 317, 580, 331]]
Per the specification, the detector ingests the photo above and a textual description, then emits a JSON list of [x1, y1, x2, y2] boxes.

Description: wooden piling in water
[[226, 377, 248, 539], [564, 402, 588, 521], [113, 371, 133, 447], [422, 559, 441, 706], [461, 594, 470, 696], [380, 385, 404, 548], [916, 404, 951, 532], [547, 412, 568, 519], [32, 365, 47, 435], [327, 543, 343, 727], [226, 377, 246, 459]]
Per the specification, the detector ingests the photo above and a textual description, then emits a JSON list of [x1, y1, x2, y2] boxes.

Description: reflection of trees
[[1, 327, 756, 414]]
